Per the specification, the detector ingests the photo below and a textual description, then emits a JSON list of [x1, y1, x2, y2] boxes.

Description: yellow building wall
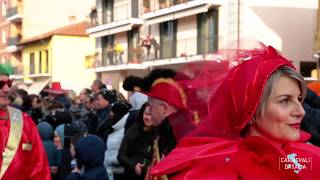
[[22, 40, 51, 77], [51, 35, 96, 93]]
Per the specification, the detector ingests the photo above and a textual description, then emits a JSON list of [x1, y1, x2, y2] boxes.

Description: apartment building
[[0, 0, 95, 94], [87, 0, 318, 94], [0, 0, 23, 82], [19, 22, 96, 94]]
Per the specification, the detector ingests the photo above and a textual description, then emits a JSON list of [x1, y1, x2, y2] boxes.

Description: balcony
[[141, 35, 219, 66], [87, 2, 143, 37], [142, 0, 222, 25], [6, 36, 22, 53], [144, 0, 191, 12], [6, 6, 23, 22], [92, 35, 220, 72]]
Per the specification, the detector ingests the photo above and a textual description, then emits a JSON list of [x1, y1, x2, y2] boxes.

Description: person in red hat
[[150, 44, 320, 179], [0, 64, 50, 179], [141, 69, 198, 142], [44, 82, 71, 110], [137, 68, 200, 180]]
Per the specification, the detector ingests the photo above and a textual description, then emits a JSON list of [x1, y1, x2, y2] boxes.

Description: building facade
[[19, 22, 96, 94], [0, 0, 23, 82], [87, 0, 318, 95], [0, 0, 95, 94]]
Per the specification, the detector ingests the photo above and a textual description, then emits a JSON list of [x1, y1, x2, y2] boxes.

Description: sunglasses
[[0, 80, 13, 89]]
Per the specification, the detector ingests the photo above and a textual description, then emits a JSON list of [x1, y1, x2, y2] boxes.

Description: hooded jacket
[[37, 122, 58, 166], [67, 135, 108, 180]]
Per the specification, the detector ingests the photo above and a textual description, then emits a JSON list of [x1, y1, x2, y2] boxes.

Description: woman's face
[[143, 106, 152, 127], [251, 75, 305, 142], [31, 97, 41, 108]]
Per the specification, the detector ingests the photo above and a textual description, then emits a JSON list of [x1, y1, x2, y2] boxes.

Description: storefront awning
[[26, 79, 51, 95]]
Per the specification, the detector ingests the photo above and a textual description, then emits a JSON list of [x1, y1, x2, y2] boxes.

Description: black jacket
[[118, 122, 157, 180], [302, 103, 320, 146]]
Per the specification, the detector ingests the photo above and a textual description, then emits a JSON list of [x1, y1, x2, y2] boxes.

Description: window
[[2, 1, 6, 16], [197, 9, 218, 54], [132, 0, 139, 17], [102, 0, 114, 24], [45, 50, 49, 73], [102, 35, 114, 66], [39, 51, 42, 73], [300, 61, 317, 77], [30, 53, 35, 74], [128, 28, 139, 62], [160, 20, 177, 59], [2, 30, 6, 44]]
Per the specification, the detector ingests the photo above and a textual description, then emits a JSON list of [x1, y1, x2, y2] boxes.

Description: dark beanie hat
[[111, 101, 130, 121]]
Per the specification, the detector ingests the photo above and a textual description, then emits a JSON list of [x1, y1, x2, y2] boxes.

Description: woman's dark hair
[[17, 88, 28, 97], [93, 80, 106, 90], [82, 88, 92, 97], [47, 100, 64, 110], [22, 94, 41, 111], [96, 89, 117, 103], [135, 102, 149, 127], [111, 101, 131, 123]]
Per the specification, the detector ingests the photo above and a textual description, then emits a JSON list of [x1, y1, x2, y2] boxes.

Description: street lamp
[[313, 52, 320, 81]]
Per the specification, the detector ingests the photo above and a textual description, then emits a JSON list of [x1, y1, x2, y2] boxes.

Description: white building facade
[[87, 0, 318, 94]]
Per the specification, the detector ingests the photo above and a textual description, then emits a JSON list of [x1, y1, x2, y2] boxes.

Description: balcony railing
[[144, 0, 194, 13], [142, 35, 218, 61], [91, 36, 219, 68], [6, 5, 23, 20], [90, 2, 138, 27], [7, 36, 21, 47]]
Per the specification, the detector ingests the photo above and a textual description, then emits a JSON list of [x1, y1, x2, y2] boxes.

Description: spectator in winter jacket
[[118, 103, 157, 180], [94, 89, 117, 141], [66, 135, 108, 180], [37, 122, 59, 177], [104, 102, 130, 180]]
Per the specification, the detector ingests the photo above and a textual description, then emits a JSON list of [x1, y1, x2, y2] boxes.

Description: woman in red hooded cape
[[150, 42, 320, 179]]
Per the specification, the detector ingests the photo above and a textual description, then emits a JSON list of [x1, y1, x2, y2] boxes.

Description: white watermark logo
[[279, 153, 312, 174]]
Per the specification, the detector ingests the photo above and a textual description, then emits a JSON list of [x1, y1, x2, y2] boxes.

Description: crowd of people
[[5, 67, 181, 179], [2, 41, 320, 179]]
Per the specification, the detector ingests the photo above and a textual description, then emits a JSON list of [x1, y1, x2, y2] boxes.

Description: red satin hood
[[195, 46, 295, 138]]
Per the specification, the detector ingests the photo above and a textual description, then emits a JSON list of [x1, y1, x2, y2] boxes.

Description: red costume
[[0, 106, 50, 180], [151, 45, 320, 179]]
